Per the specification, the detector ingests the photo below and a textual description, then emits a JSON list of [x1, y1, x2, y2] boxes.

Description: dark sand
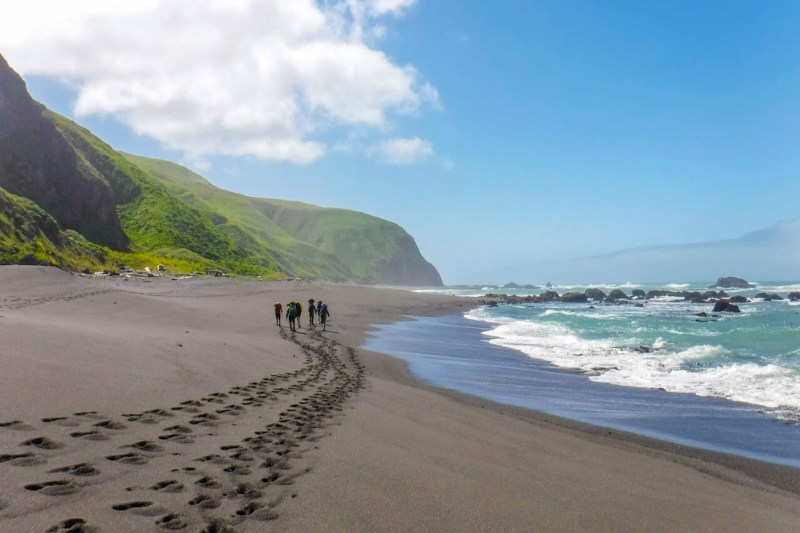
[[1, 266, 799, 532]]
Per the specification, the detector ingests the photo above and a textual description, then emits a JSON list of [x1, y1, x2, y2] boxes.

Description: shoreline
[[356, 314, 800, 497], [1, 266, 799, 531]]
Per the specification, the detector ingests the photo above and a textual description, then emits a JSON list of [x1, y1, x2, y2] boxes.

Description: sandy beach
[[1, 266, 799, 532]]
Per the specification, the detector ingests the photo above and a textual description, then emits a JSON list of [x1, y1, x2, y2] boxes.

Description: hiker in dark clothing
[[319, 303, 330, 331], [286, 302, 297, 332], [295, 301, 302, 329], [273, 301, 282, 326], [308, 298, 316, 326], [316, 300, 323, 319]]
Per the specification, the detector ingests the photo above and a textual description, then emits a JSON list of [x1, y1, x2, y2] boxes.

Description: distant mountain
[[0, 53, 442, 285], [517, 219, 800, 284]]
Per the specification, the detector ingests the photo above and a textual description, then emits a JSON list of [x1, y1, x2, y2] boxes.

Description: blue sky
[[3, 1, 800, 283]]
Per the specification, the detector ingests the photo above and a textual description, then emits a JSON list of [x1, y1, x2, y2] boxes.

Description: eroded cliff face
[[378, 233, 443, 286], [0, 53, 129, 250]]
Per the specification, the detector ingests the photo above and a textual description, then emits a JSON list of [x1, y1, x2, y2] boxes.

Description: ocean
[[363, 281, 800, 467]]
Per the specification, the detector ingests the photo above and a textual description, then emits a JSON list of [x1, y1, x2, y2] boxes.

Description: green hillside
[[124, 154, 443, 285], [0, 185, 107, 270], [0, 51, 443, 285]]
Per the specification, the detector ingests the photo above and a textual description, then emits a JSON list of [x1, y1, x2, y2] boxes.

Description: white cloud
[[371, 136, 434, 165], [0, 0, 435, 165]]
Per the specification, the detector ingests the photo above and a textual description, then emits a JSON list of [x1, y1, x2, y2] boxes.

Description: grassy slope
[[123, 154, 356, 281], [123, 153, 430, 284], [49, 113, 278, 275], [253, 199, 410, 283], [0, 185, 108, 270]]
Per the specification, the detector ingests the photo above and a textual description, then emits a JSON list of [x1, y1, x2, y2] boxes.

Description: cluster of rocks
[[481, 287, 795, 313]]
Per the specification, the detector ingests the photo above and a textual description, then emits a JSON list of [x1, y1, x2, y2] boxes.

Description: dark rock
[[789, 292, 800, 301], [539, 291, 560, 301], [631, 289, 646, 299], [584, 288, 607, 301], [560, 292, 587, 303], [755, 292, 783, 301], [709, 276, 754, 289], [694, 311, 708, 317], [728, 296, 748, 303], [606, 289, 628, 301], [713, 300, 741, 313]]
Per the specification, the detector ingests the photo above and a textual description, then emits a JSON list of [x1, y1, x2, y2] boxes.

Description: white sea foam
[[650, 295, 686, 302], [756, 283, 800, 293], [539, 309, 620, 320], [472, 311, 800, 413], [666, 283, 690, 289]]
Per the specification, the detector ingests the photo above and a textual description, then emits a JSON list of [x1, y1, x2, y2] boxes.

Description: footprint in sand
[[0, 420, 33, 430], [164, 424, 193, 434], [111, 501, 168, 517], [42, 417, 80, 427], [188, 494, 221, 509], [0, 452, 46, 466], [24, 479, 80, 496], [46, 517, 98, 533], [93, 420, 127, 430], [223, 464, 251, 476], [155, 513, 188, 530], [122, 440, 164, 453], [49, 463, 100, 477], [195, 476, 221, 489], [150, 480, 184, 493], [73, 411, 104, 419], [106, 453, 148, 465], [235, 501, 279, 521], [20, 436, 63, 450], [70, 431, 110, 441], [233, 482, 262, 500], [159, 433, 195, 444]]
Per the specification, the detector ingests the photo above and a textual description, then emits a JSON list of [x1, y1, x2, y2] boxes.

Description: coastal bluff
[[0, 52, 442, 286]]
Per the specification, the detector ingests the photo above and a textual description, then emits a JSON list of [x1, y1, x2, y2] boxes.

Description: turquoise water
[[416, 281, 800, 422], [366, 280, 800, 464]]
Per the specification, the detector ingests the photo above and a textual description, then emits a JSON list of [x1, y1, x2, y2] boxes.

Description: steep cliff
[[0, 53, 443, 285], [0, 54, 128, 249]]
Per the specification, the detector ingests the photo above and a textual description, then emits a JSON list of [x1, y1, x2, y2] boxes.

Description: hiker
[[286, 302, 297, 332], [316, 299, 323, 319], [296, 301, 302, 328], [319, 302, 330, 331], [273, 301, 282, 326], [308, 298, 316, 326]]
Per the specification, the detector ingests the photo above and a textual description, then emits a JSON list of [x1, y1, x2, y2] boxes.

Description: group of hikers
[[273, 298, 330, 332]]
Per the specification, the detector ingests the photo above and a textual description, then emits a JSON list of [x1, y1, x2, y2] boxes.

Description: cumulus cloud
[[370, 136, 434, 165], [0, 0, 437, 165]]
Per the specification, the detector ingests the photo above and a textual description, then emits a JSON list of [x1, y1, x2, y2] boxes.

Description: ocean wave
[[666, 283, 690, 289], [755, 283, 800, 292], [666, 328, 722, 337], [539, 309, 623, 320], [477, 315, 800, 413]]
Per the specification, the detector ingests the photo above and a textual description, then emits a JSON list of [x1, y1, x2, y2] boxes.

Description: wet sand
[[0, 265, 799, 532]]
